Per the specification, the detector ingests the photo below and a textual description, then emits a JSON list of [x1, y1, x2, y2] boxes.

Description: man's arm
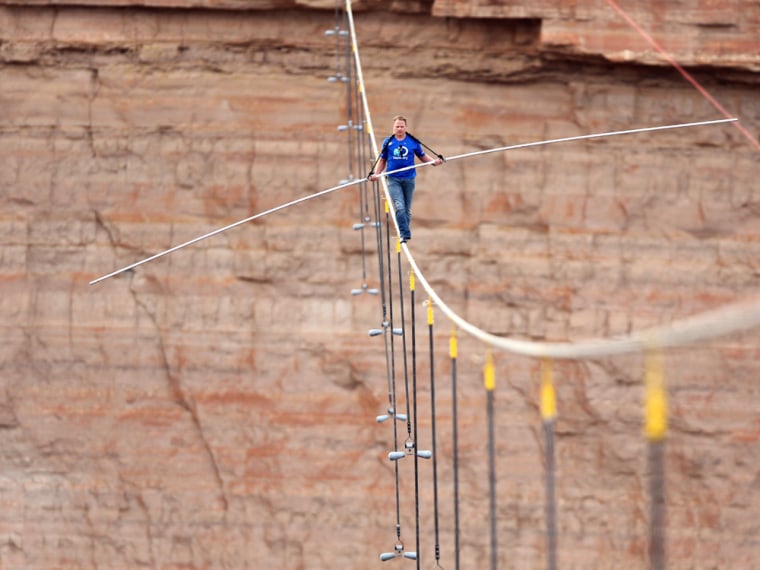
[[419, 154, 443, 166], [369, 157, 387, 181]]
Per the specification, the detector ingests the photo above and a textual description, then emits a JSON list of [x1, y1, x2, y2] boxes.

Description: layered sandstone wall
[[1, 2, 759, 569]]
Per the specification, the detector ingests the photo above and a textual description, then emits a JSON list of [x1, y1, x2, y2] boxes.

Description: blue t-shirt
[[381, 135, 425, 179]]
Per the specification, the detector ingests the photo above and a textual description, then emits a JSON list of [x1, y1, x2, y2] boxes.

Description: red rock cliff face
[[1, 2, 759, 569]]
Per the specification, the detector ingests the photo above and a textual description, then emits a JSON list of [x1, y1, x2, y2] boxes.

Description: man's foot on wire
[[400, 236, 411, 244]]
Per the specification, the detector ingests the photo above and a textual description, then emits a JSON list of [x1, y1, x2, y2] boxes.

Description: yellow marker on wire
[[540, 358, 558, 422], [541, 357, 559, 570], [449, 327, 457, 359], [427, 300, 434, 327], [644, 347, 668, 441], [410, 269, 415, 292], [484, 352, 495, 392]]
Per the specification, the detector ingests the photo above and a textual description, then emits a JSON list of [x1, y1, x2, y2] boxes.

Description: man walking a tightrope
[[369, 115, 443, 243]]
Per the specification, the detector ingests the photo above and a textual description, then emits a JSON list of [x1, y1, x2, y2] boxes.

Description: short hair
[[392, 115, 408, 124]]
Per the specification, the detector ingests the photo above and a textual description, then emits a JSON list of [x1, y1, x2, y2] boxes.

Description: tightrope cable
[[90, 118, 736, 289], [89, 178, 365, 285], [370, 118, 738, 182]]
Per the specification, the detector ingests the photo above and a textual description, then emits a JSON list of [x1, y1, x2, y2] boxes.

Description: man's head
[[392, 115, 407, 139]]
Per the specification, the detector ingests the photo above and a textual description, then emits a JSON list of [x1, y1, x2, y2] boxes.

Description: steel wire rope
[[603, 0, 760, 151], [449, 329, 461, 570], [541, 359, 559, 570], [336, 7, 364, 287], [88, 178, 367, 285], [484, 353, 498, 570], [90, 118, 733, 285], [383, 202, 405, 552], [370, 181, 397, 412], [326, 3, 345, 83], [332, 9, 376, 297], [427, 301, 444, 569], [371, 181, 396, 414], [395, 241, 414, 451], [388, 235, 421, 562], [409, 270, 422, 570], [371, 145, 415, 563], [342, 14, 356, 180], [353, 61, 371, 230], [644, 348, 668, 570], [402, 247, 760, 359], [369, 118, 739, 180], [89, 120, 742, 295], [353, 40, 392, 414], [351, 63, 374, 293], [376, 190, 416, 559], [649, 438, 667, 570]]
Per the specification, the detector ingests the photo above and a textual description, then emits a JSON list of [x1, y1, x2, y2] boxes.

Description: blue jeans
[[387, 176, 416, 239]]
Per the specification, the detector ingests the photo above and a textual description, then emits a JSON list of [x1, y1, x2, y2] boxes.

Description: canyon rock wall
[[1, 2, 759, 569]]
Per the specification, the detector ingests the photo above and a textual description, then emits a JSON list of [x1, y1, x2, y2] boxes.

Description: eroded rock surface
[[1, 3, 758, 569]]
